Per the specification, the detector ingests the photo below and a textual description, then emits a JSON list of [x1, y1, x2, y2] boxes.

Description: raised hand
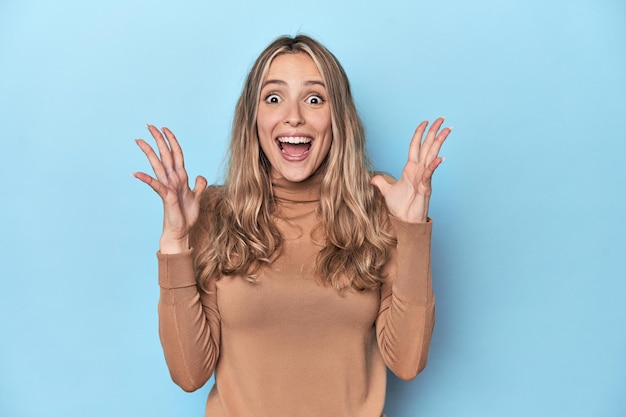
[[134, 125, 207, 253], [371, 117, 451, 223]]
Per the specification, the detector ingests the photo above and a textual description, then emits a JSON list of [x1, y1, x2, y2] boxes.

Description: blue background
[[1, 0, 625, 416]]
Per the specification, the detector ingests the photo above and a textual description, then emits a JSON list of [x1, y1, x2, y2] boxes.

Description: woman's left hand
[[371, 117, 452, 223]]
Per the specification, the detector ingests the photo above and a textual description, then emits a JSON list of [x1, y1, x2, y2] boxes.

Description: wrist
[[159, 235, 190, 254]]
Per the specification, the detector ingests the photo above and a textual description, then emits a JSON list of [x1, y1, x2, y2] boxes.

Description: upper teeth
[[277, 136, 311, 144]]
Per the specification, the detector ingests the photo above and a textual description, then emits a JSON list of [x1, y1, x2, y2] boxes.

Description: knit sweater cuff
[[389, 216, 433, 304], [157, 249, 197, 289], [389, 216, 432, 240]]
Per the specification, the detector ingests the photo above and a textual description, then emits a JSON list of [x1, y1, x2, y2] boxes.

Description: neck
[[271, 171, 323, 203]]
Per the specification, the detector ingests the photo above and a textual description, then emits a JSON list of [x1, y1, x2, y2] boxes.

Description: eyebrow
[[261, 79, 326, 89]]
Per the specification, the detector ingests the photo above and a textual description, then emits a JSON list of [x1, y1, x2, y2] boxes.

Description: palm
[[134, 125, 207, 246], [371, 118, 451, 223]]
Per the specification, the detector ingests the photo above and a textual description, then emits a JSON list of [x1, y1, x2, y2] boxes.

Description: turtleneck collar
[[271, 170, 323, 203]]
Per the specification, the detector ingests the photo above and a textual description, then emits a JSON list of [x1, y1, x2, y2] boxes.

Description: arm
[[371, 117, 451, 379], [375, 217, 434, 380], [157, 248, 220, 392], [134, 126, 218, 390]]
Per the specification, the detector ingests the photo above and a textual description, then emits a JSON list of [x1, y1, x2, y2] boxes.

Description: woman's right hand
[[134, 125, 207, 254]]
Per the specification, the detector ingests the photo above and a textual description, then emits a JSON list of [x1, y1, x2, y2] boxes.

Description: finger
[[132, 171, 168, 199], [424, 126, 452, 165], [135, 138, 169, 184], [370, 174, 393, 196], [162, 127, 187, 177], [407, 121, 428, 164], [418, 117, 446, 164], [428, 157, 445, 176], [147, 124, 175, 174], [419, 157, 445, 188]]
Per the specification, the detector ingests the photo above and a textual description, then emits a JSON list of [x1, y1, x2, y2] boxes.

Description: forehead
[[264, 52, 323, 82]]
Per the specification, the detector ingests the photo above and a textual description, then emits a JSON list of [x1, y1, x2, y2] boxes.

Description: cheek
[[319, 110, 333, 135], [256, 110, 280, 137], [257, 131, 274, 157], [256, 114, 267, 135], [307, 117, 331, 137]]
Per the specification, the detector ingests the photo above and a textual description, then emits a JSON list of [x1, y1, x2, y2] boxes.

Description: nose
[[284, 102, 304, 127]]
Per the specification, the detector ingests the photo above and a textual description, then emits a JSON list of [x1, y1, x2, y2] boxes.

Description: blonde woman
[[134, 34, 451, 417]]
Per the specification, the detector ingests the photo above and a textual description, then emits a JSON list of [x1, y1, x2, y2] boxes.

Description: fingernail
[[448, 126, 454, 132]]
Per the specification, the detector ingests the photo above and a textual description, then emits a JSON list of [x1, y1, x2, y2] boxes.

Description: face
[[257, 52, 332, 183]]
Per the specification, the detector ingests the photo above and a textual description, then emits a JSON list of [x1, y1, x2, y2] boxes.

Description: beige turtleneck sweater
[[156, 174, 435, 417]]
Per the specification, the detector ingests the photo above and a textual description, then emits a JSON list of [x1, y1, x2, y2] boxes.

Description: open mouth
[[277, 136, 312, 157]]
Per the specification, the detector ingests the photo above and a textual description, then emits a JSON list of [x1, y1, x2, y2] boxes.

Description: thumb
[[370, 174, 392, 196], [192, 175, 208, 195]]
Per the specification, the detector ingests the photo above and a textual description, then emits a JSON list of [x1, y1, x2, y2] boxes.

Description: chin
[[273, 163, 320, 183], [280, 171, 313, 183]]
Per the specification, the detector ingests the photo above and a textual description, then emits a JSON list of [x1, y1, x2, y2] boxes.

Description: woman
[[134, 34, 450, 417]]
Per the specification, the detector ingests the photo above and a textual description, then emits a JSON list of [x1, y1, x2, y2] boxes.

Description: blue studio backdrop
[[1, 0, 625, 416]]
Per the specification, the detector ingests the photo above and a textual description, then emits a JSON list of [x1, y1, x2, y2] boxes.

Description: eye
[[306, 95, 325, 105], [264, 94, 281, 104]]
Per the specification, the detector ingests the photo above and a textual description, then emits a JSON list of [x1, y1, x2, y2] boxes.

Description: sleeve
[[375, 216, 435, 381], [156, 189, 222, 392]]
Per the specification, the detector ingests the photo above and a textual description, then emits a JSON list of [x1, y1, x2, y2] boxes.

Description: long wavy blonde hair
[[193, 35, 395, 291]]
